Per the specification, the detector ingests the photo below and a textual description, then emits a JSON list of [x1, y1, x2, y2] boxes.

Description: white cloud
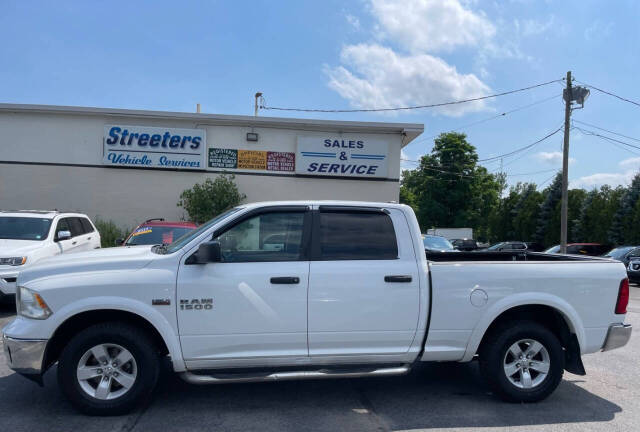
[[571, 157, 640, 189], [584, 20, 613, 41], [345, 14, 361, 31], [514, 15, 555, 37], [534, 151, 575, 165], [325, 44, 491, 116], [369, 0, 495, 53], [619, 157, 640, 168]]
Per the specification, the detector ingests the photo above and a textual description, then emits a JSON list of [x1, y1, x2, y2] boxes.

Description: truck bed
[[425, 251, 606, 262]]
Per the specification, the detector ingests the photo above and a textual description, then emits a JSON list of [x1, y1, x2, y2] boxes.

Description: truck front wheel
[[479, 320, 564, 402], [57, 322, 160, 415]]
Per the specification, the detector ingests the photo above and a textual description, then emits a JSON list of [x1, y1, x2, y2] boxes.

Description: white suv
[[0, 210, 101, 299]]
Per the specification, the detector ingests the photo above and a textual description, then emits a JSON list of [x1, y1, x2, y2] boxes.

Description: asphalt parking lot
[[1, 288, 639, 432]]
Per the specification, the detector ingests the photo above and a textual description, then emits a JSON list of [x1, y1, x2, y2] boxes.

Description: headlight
[[17, 286, 52, 319], [0, 257, 27, 266]]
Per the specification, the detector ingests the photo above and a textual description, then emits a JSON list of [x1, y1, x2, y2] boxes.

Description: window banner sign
[[296, 136, 389, 178], [267, 151, 295, 172], [209, 148, 238, 168], [238, 150, 267, 170], [208, 148, 296, 172], [103, 125, 206, 170]]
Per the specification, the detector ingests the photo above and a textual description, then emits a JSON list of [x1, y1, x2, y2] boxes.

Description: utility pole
[[254, 92, 263, 116], [560, 71, 572, 254]]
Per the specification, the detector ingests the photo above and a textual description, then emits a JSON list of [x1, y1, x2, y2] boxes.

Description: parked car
[[422, 234, 457, 253], [3, 201, 631, 415], [485, 241, 528, 252], [544, 243, 611, 256], [0, 210, 100, 301], [117, 219, 197, 246], [602, 246, 640, 267], [628, 258, 640, 284], [450, 238, 479, 251], [525, 242, 546, 252]]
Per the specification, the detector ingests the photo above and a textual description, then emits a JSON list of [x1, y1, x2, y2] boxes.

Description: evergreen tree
[[534, 173, 562, 246], [608, 173, 640, 245]]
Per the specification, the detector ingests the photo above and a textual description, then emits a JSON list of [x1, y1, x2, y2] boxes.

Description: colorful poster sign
[[103, 125, 206, 170], [208, 148, 296, 172], [238, 150, 267, 170], [208, 148, 238, 168], [267, 152, 295, 172], [296, 136, 389, 178]]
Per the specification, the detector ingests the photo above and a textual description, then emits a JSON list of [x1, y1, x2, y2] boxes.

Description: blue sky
[[1, 0, 639, 189]]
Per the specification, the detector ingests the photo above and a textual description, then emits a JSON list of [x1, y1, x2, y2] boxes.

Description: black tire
[[479, 320, 564, 403], [57, 322, 160, 415]]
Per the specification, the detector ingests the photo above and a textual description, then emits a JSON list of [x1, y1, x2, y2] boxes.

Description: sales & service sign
[[296, 136, 389, 178], [103, 125, 206, 170]]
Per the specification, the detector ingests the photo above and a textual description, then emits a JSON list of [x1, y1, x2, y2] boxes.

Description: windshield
[[423, 235, 454, 250], [545, 245, 560, 253], [486, 242, 506, 251], [0, 217, 52, 241], [603, 246, 634, 259], [161, 208, 241, 254], [126, 226, 195, 246]]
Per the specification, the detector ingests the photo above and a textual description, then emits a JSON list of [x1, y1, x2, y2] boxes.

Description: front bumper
[[3, 334, 47, 375], [602, 323, 632, 351]]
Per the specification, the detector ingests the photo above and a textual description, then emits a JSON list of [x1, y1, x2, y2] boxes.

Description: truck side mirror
[[115, 238, 124, 246], [56, 230, 71, 242], [195, 241, 222, 264]]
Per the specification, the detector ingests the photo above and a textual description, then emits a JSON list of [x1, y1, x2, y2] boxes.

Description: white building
[[0, 103, 423, 226]]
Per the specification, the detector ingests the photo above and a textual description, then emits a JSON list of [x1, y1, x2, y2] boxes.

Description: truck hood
[[0, 239, 46, 256], [18, 246, 156, 285]]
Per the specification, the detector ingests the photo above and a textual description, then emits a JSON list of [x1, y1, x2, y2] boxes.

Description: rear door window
[[68, 218, 85, 237], [317, 210, 398, 260], [80, 218, 95, 233]]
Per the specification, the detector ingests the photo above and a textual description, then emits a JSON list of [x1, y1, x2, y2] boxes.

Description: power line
[[408, 93, 561, 147], [575, 80, 640, 108], [574, 126, 640, 151], [477, 125, 564, 162], [401, 160, 558, 179], [538, 171, 560, 188], [260, 79, 562, 113], [506, 168, 559, 177], [573, 119, 640, 143]]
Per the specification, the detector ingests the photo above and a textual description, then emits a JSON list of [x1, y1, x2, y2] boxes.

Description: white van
[[0, 210, 101, 299]]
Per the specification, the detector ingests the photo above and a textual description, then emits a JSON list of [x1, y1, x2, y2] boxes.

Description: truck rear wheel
[[57, 322, 160, 415], [479, 320, 564, 402]]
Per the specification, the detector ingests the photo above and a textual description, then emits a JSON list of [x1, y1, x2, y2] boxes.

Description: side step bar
[[180, 364, 411, 385]]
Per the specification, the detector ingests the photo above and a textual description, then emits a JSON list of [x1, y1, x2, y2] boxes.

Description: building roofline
[[0, 102, 424, 147]]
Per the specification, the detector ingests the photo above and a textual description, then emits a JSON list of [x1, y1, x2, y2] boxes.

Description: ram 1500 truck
[[2, 201, 632, 415]]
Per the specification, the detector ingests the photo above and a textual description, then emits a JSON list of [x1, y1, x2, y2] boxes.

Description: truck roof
[[239, 200, 409, 210]]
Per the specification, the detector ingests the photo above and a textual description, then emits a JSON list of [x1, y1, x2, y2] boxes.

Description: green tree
[[400, 132, 503, 241], [609, 173, 640, 245], [177, 174, 246, 224], [93, 218, 130, 248], [534, 173, 562, 246]]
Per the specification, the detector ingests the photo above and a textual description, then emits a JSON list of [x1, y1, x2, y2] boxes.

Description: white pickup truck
[[2, 201, 632, 415]]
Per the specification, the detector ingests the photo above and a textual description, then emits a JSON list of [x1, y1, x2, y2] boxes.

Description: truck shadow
[[142, 360, 619, 431], [0, 360, 622, 431]]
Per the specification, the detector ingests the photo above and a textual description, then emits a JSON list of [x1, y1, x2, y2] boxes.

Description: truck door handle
[[87, 237, 92, 240], [270, 276, 300, 284], [384, 275, 412, 283], [72, 241, 77, 245]]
